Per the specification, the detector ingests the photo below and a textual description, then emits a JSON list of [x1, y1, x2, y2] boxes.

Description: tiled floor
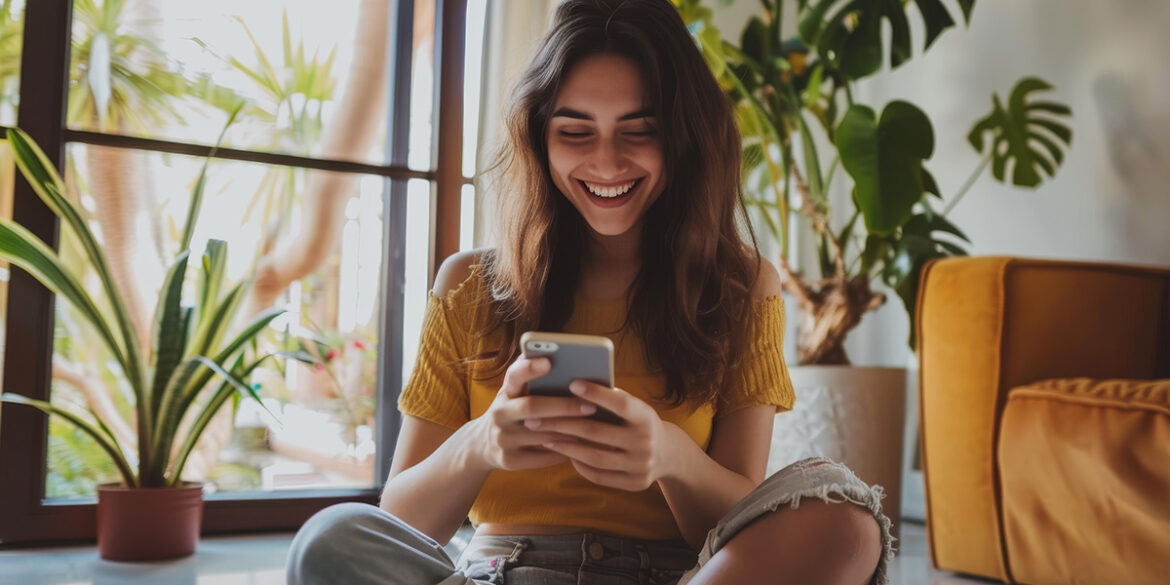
[[0, 520, 994, 584]]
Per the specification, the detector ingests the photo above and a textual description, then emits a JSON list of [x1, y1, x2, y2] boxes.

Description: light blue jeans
[[286, 457, 896, 584]]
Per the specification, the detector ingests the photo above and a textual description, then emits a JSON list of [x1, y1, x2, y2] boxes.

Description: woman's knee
[[716, 496, 883, 585], [756, 499, 882, 583], [288, 503, 384, 569]]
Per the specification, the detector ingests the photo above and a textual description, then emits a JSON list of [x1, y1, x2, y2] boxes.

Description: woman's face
[[546, 53, 665, 238]]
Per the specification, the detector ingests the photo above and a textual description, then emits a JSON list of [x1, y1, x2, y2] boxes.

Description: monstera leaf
[[870, 211, 970, 346], [837, 101, 934, 235], [968, 77, 1073, 188], [799, 0, 975, 79]]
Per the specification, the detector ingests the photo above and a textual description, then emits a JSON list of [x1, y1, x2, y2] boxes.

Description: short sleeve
[[716, 295, 796, 418], [397, 292, 472, 430]]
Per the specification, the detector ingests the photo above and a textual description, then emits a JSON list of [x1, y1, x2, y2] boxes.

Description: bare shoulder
[[750, 252, 783, 301], [432, 248, 490, 297]]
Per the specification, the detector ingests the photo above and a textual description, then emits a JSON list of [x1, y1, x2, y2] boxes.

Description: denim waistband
[[460, 531, 697, 574]]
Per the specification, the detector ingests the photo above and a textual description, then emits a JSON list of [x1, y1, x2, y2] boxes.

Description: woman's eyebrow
[[551, 107, 655, 121]]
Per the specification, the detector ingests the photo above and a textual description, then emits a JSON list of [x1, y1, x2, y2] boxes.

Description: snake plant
[[0, 127, 305, 488]]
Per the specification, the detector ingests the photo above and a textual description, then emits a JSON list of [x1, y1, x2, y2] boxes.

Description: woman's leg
[[286, 502, 480, 585], [679, 458, 894, 585]]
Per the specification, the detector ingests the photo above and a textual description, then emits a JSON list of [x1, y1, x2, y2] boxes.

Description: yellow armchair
[[915, 256, 1170, 585]]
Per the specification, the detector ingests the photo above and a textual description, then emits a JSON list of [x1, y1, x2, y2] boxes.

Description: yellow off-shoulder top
[[398, 264, 795, 541]]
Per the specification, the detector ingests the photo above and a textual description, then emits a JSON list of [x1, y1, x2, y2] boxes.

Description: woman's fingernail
[[580, 403, 596, 414], [525, 418, 541, 429], [569, 381, 586, 395]]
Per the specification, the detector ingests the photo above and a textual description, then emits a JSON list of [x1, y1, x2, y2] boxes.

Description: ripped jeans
[[286, 457, 897, 585]]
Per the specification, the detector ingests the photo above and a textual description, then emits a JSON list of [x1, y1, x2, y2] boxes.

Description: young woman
[[287, 1, 893, 584]]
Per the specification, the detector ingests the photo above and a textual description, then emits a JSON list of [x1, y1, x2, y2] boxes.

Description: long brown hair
[[482, 0, 760, 407]]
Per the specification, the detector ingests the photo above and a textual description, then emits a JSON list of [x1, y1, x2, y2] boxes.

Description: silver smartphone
[[520, 331, 623, 425]]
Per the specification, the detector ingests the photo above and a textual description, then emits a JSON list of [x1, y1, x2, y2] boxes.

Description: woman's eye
[[559, 130, 592, 138], [624, 130, 657, 137]]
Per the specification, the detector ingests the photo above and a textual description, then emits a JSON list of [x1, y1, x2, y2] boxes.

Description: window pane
[[66, 0, 396, 165], [0, 0, 23, 126], [408, 0, 436, 171], [463, 0, 487, 179], [43, 144, 429, 498]]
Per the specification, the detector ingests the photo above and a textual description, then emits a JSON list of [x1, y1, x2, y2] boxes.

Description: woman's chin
[[581, 217, 639, 238]]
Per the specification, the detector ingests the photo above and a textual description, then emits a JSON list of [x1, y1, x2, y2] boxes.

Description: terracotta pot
[[96, 482, 204, 561]]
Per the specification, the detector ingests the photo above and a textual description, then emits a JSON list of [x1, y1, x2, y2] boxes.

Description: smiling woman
[[546, 53, 665, 235], [285, 1, 894, 584]]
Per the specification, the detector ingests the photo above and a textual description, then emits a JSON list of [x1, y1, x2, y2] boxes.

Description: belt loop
[[506, 537, 529, 563], [635, 543, 651, 585]]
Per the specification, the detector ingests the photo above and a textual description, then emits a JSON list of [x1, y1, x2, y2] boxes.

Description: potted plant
[[0, 127, 306, 560], [672, 0, 1074, 538]]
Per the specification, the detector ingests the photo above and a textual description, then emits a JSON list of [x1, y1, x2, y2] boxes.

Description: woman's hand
[[467, 357, 600, 473], [528, 380, 685, 491]]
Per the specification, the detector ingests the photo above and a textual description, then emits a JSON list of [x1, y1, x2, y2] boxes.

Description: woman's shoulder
[[748, 251, 783, 304], [431, 248, 494, 305]]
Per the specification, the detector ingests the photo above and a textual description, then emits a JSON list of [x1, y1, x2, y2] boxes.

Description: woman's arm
[[656, 404, 776, 549], [378, 416, 490, 545], [380, 250, 590, 544]]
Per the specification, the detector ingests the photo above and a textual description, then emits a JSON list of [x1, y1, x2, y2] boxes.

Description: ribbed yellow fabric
[[398, 264, 795, 540]]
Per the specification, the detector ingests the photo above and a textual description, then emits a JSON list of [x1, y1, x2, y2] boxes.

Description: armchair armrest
[[914, 256, 1170, 581]]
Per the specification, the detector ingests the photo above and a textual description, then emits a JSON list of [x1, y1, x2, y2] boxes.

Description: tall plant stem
[[761, 137, 790, 262], [791, 164, 846, 280], [944, 154, 991, 215]]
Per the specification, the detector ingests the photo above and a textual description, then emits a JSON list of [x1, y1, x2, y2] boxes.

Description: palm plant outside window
[[0, 0, 486, 543]]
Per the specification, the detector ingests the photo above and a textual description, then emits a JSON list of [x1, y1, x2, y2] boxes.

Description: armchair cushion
[[999, 378, 1170, 585]]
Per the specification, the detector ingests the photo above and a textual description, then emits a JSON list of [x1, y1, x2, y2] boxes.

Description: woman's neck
[[579, 225, 641, 300]]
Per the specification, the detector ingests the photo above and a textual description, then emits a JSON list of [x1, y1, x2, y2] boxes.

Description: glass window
[[44, 144, 424, 498], [66, 0, 397, 165], [0, 0, 23, 127]]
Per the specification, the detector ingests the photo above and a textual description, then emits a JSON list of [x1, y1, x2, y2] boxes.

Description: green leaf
[[957, 0, 975, 23], [860, 234, 891, 275], [197, 239, 228, 325], [149, 251, 191, 421], [742, 16, 770, 63], [795, 110, 825, 200], [167, 354, 274, 485], [967, 77, 1073, 188], [0, 220, 127, 372], [174, 308, 285, 435], [913, 0, 957, 51], [149, 358, 203, 486], [799, 0, 968, 79], [837, 101, 935, 235], [7, 128, 147, 408], [0, 393, 137, 487], [188, 282, 246, 361], [179, 105, 242, 251]]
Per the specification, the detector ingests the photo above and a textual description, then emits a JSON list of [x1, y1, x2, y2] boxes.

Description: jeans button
[[588, 542, 605, 561]]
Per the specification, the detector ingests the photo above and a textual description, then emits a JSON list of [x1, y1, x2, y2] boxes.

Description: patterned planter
[[767, 366, 907, 543]]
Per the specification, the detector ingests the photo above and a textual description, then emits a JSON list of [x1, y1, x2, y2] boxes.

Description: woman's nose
[[588, 139, 629, 179]]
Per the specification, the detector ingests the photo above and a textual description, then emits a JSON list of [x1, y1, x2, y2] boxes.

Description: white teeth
[[583, 179, 637, 198]]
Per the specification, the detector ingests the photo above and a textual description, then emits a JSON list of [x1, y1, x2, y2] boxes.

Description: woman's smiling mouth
[[576, 177, 643, 207]]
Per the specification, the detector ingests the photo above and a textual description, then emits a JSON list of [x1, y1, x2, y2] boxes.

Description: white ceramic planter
[[767, 365, 908, 543]]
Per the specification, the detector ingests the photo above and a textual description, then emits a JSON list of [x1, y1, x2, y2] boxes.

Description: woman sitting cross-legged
[[287, 1, 894, 583]]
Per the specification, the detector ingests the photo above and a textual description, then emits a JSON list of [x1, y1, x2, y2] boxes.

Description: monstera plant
[[674, 0, 1074, 364]]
